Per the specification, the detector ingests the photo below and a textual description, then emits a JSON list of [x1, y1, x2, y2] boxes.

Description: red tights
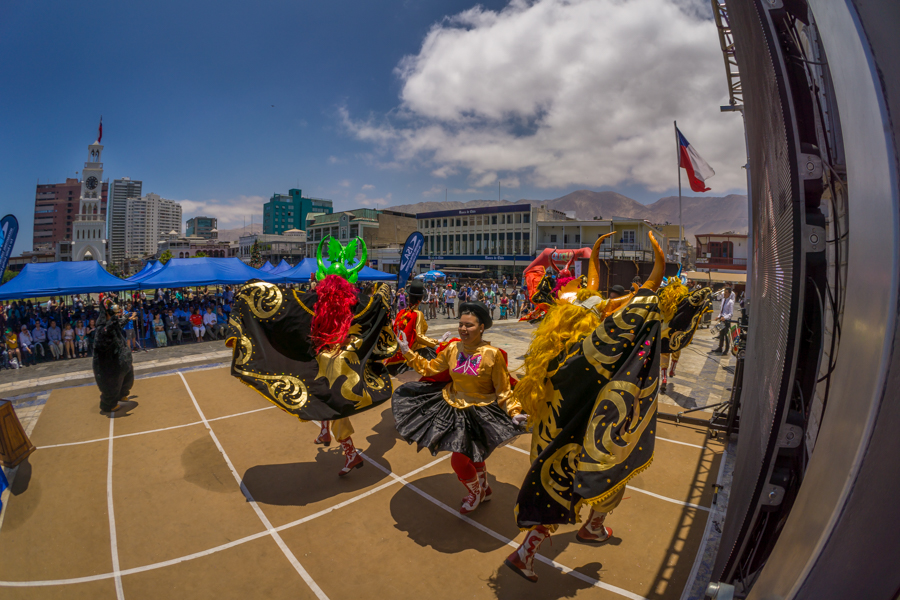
[[450, 452, 484, 480]]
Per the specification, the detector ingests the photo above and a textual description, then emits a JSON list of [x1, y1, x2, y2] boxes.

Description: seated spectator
[[165, 310, 183, 345], [153, 313, 167, 347], [47, 319, 64, 360], [189, 308, 205, 342], [202, 306, 218, 340], [31, 321, 48, 361], [215, 306, 227, 338], [6, 328, 21, 368], [75, 320, 88, 358], [18, 324, 35, 366], [62, 322, 75, 359]]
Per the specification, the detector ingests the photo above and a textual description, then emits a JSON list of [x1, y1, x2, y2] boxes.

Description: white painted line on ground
[[359, 451, 651, 600], [656, 435, 708, 450], [504, 444, 711, 511], [178, 372, 330, 600], [0, 445, 449, 588], [106, 415, 125, 600], [37, 406, 276, 450]]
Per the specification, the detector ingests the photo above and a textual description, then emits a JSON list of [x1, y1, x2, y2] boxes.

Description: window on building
[[476, 233, 482, 253], [515, 214, 522, 224], [523, 214, 530, 224], [430, 219, 435, 228], [492, 216, 497, 225], [442, 219, 448, 227], [490, 232, 497, 253], [575, 234, 581, 243], [621, 230, 636, 245], [442, 235, 448, 253], [550, 234, 557, 243], [476, 216, 482, 226]]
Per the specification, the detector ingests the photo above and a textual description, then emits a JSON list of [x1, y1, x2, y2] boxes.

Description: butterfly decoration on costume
[[315, 236, 368, 283], [453, 351, 483, 376]]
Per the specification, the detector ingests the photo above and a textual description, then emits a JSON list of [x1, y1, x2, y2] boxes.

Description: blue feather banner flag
[[397, 232, 425, 290], [0, 215, 19, 276], [0, 468, 8, 512]]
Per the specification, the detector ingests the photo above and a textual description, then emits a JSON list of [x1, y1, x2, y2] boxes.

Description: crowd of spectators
[[0, 277, 534, 370], [0, 286, 238, 369]]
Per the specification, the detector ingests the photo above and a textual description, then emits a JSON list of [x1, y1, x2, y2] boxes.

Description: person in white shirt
[[202, 306, 218, 341], [445, 285, 457, 318], [713, 286, 735, 354]]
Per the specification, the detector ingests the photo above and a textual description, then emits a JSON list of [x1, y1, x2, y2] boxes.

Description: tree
[[159, 250, 173, 264], [250, 241, 262, 268], [2, 269, 17, 284], [194, 251, 208, 258]]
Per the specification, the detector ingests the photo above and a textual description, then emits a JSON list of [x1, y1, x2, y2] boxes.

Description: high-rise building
[[263, 188, 332, 235], [186, 216, 217, 239], [108, 177, 142, 268], [33, 177, 108, 251], [124, 193, 182, 259]]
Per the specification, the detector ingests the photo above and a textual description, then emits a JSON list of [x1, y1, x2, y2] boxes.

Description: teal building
[[263, 189, 333, 234]]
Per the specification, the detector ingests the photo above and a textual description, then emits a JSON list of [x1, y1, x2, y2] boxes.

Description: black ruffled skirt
[[386, 347, 437, 376], [392, 380, 523, 462]]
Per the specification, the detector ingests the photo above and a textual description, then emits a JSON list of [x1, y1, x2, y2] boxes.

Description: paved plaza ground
[[0, 317, 737, 600]]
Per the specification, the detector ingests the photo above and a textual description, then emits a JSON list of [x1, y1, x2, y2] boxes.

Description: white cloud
[[361, 183, 375, 190], [423, 185, 444, 197], [342, 0, 745, 192], [338, 179, 351, 187], [179, 195, 266, 230], [328, 156, 346, 165], [354, 191, 393, 207]]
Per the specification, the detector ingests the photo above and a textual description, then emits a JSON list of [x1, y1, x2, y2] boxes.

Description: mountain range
[[387, 190, 748, 240]]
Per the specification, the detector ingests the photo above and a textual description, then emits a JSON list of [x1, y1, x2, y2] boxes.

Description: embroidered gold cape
[[227, 281, 398, 421], [515, 288, 662, 527]]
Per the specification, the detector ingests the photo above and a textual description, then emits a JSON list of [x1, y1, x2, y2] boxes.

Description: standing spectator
[[515, 288, 525, 317], [153, 313, 168, 347], [123, 304, 139, 352], [202, 306, 218, 340], [47, 319, 64, 360], [499, 293, 509, 320], [713, 286, 735, 354], [397, 290, 407, 312], [190, 308, 205, 342], [445, 284, 457, 319], [31, 321, 48, 361], [75, 320, 88, 357], [62, 322, 76, 359], [18, 324, 35, 366], [86, 318, 97, 356], [165, 310, 183, 345]]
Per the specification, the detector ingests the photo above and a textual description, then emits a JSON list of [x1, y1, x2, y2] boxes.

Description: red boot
[[314, 421, 331, 446], [575, 508, 613, 545], [475, 463, 492, 502], [459, 476, 483, 514], [338, 437, 363, 476], [504, 526, 550, 583], [660, 369, 668, 394], [669, 359, 678, 378]]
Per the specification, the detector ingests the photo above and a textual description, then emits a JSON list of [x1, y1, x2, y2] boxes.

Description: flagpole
[[675, 120, 683, 267]]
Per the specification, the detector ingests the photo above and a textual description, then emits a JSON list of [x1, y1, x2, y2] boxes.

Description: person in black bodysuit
[[93, 301, 135, 413]]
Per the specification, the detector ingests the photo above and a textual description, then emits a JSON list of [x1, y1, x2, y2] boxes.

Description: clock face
[[86, 176, 99, 190]]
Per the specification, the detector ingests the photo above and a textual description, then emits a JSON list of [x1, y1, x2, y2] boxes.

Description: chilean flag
[[677, 127, 715, 192]]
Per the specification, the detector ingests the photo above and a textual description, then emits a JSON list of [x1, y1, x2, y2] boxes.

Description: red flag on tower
[[98, 117, 103, 143]]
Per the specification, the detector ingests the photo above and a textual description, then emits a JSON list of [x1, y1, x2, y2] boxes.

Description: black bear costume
[[92, 302, 135, 413]]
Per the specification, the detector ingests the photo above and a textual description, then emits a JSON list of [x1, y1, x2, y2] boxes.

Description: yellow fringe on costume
[[515, 288, 605, 422], [658, 280, 689, 322]]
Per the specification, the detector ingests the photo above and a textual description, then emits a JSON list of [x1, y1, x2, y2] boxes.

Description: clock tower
[[71, 134, 108, 263]]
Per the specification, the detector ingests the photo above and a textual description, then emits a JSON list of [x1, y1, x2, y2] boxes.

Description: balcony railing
[[696, 257, 747, 266], [536, 242, 655, 253]]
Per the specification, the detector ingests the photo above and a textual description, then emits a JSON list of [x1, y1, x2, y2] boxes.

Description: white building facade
[[70, 140, 108, 263], [124, 193, 182, 259], [108, 177, 142, 268]]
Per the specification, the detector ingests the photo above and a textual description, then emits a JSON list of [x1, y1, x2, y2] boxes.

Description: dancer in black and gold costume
[[504, 233, 665, 583], [383, 280, 448, 375], [658, 277, 712, 394], [227, 237, 398, 476]]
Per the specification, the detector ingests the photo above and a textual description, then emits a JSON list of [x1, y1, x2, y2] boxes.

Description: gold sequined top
[[410, 308, 438, 351], [403, 340, 522, 417]]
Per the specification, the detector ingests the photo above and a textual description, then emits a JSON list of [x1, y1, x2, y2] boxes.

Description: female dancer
[[393, 301, 526, 513]]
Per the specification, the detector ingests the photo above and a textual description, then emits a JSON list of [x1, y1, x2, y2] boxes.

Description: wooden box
[[0, 399, 36, 468]]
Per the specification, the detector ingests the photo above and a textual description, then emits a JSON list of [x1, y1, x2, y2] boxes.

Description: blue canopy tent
[[137, 257, 281, 288], [258, 261, 275, 273], [127, 261, 155, 280], [269, 259, 293, 275], [279, 258, 396, 283], [0, 261, 138, 300], [127, 261, 164, 282]]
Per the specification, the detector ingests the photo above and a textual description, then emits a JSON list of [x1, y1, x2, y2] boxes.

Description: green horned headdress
[[315, 236, 368, 283]]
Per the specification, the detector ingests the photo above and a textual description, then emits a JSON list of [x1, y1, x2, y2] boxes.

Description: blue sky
[[0, 0, 747, 255]]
